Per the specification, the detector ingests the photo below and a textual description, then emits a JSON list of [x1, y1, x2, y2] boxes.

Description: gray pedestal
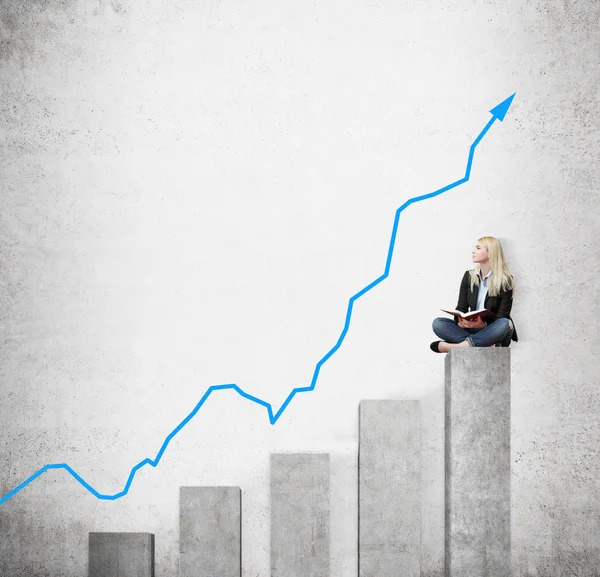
[[179, 486, 241, 577], [89, 532, 154, 577], [270, 453, 330, 577], [358, 400, 421, 577], [445, 348, 511, 577]]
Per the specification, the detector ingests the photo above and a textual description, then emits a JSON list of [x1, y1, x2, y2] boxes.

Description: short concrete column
[[270, 453, 330, 577], [179, 486, 241, 577], [89, 533, 154, 577], [445, 348, 511, 577], [358, 400, 421, 577]]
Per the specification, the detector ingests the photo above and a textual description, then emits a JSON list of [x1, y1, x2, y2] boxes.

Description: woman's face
[[472, 243, 489, 264]]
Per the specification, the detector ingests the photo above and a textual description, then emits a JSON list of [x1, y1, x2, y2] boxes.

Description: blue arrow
[[490, 93, 516, 121], [0, 93, 516, 506]]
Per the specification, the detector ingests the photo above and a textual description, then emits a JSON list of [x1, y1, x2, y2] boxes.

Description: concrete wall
[[1, 1, 599, 576]]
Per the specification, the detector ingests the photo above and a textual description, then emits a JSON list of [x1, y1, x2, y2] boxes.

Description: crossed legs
[[432, 317, 513, 351]]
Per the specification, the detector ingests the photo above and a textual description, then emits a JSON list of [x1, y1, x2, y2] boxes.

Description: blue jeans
[[432, 317, 513, 347]]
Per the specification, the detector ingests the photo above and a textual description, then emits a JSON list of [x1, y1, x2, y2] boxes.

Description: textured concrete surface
[[445, 348, 511, 577], [270, 453, 329, 577], [358, 400, 420, 577], [179, 486, 241, 577], [1, 1, 600, 576], [89, 532, 154, 577]]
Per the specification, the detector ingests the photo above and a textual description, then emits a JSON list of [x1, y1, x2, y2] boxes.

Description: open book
[[440, 308, 498, 322]]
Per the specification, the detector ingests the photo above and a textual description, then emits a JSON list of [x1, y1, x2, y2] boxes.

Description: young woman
[[430, 236, 518, 353]]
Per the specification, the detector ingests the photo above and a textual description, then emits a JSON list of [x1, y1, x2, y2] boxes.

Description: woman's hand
[[458, 315, 486, 329]]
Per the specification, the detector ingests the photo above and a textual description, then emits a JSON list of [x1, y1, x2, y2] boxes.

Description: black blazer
[[454, 270, 518, 343]]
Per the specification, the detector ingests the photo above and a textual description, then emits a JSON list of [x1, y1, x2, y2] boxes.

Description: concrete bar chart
[[87, 348, 511, 577]]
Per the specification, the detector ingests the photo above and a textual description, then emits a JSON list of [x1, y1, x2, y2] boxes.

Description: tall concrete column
[[358, 400, 421, 577], [89, 532, 154, 577], [445, 348, 511, 577], [179, 486, 241, 577], [270, 453, 330, 577]]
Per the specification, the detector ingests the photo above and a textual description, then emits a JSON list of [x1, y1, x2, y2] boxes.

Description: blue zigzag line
[[0, 93, 516, 505]]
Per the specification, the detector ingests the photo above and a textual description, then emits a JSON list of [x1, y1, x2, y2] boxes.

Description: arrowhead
[[490, 93, 516, 121]]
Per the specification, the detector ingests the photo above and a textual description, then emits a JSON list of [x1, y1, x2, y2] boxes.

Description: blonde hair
[[468, 236, 514, 297]]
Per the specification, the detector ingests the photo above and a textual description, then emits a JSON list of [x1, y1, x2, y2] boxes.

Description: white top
[[476, 268, 492, 312]]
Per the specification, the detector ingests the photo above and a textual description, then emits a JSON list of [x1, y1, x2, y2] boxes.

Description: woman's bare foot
[[438, 340, 470, 352], [437, 342, 495, 352]]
